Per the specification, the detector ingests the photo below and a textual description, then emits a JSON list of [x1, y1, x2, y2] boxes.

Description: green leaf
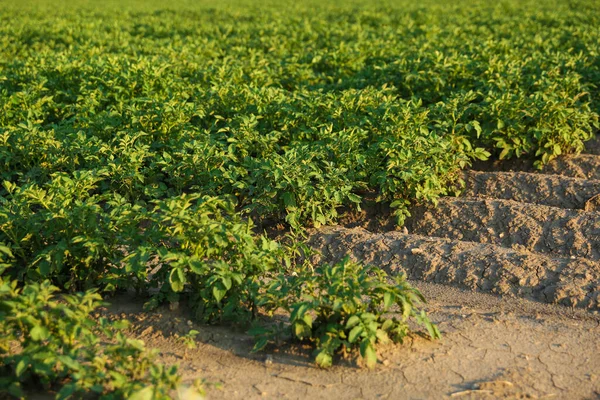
[[222, 276, 232, 290], [381, 319, 394, 331], [360, 312, 376, 322], [112, 320, 131, 330], [0, 245, 13, 257], [169, 268, 186, 292], [213, 285, 227, 303], [109, 371, 128, 387], [376, 329, 390, 344], [361, 341, 378, 369], [347, 193, 362, 204], [30, 325, 49, 342], [348, 325, 364, 343], [247, 326, 269, 337], [302, 313, 313, 328], [553, 144, 562, 155], [8, 382, 24, 398], [129, 386, 155, 400], [282, 192, 297, 209], [38, 260, 51, 278], [15, 359, 28, 378], [58, 355, 81, 371], [390, 199, 409, 209], [252, 337, 269, 353], [383, 292, 394, 310], [290, 303, 309, 323], [293, 321, 311, 339], [346, 315, 360, 329], [57, 383, 77, 398], [315, 351, 332, 368]]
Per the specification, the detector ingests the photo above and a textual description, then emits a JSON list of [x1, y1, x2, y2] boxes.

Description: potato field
[[1, 0, 599, 398]]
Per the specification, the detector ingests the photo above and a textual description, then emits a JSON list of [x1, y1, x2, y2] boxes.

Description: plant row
[[1, 0, 600, 396]]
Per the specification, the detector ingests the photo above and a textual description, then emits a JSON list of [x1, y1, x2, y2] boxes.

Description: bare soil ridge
[[405, 197, 600, 261], [308, 226, 600, 310], [308, 138, 600, 312], [544, 155, 600, 180], [461, 170, 600, 210]]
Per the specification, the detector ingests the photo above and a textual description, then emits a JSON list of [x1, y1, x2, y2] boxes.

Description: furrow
[[583, 135, 600, 155], [543, 154, 600, 180], [308, 226, 600, 310], [461, 170, 600, 210], [404, 198, 600, 260]]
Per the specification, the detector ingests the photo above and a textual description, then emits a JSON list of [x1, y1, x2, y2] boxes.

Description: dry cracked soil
[[103, 136, 600, 399]]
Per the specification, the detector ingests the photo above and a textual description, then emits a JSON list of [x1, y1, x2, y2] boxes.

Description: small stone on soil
[[140, 326, 153, 336], [584, 194, 600, 212]]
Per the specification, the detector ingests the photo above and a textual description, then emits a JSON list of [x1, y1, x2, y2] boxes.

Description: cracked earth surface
[[106, 136, 600, 399], [110, 283, 600, 399]]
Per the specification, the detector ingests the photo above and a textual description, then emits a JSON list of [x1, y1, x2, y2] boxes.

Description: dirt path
[[110, 285, 600, 399]]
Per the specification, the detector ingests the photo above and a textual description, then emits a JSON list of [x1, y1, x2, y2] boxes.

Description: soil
[[544, 155, 600, 180], [461, 170, 600, 210], [308, 226, 600, 309], [584, 135, 600, 155], [97, 139, 600, 399], [405, 197, 600, 261], [472, 155, 600, 181], [586, 194, 600, 212], [107, 286, 600, 400]]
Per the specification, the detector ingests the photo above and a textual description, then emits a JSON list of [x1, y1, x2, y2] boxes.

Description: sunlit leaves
[[0, 278, 190, 399], [253, 258, 441, 369], [1, 0, 599, 377]]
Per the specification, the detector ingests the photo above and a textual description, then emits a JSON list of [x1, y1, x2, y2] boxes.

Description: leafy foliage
[[2, 0, 598, 234], [0, 0, 599, 384], [253, 258, 440, 368], [130, 194, 285, 324], [0, 276, 197, 399]]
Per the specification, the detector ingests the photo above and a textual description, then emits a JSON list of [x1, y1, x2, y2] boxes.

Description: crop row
[[1, 0, 599, 396]]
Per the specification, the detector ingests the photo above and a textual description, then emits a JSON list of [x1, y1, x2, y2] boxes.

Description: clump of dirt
[[586, 194, 600, 212]]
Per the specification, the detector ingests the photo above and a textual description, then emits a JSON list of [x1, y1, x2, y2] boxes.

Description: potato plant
[[253, 258, 440, 368], [0, 276, 192, 399]]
